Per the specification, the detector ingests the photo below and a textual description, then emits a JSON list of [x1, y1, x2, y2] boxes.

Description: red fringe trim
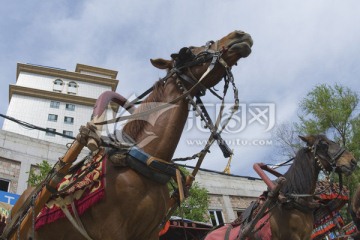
[[319, 193, 348, 200], [35, 188, 105, 230]]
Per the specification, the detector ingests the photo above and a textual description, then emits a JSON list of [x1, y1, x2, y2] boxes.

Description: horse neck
[[281, 148, 320, 195], [122, 78, 189, 161]]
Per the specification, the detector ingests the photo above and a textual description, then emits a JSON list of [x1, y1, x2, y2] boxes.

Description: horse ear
[[299, 135, 316, 146], [150, 58, 173, 69]]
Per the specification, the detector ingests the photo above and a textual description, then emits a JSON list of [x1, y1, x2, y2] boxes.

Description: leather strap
[[225, 224, 233, 240], [128, 146, 177, 177], [60, 201, 93, 240]]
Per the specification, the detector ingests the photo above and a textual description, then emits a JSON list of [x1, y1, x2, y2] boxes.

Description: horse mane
[[122, 79, 165, 140], [281, 147, 318, 194]]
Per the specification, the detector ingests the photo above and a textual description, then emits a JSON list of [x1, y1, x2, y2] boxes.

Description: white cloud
[[1, 0, 360, 177]]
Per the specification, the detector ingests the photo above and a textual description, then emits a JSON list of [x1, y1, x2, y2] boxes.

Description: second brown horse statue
[[6, 31, 253, 239], [204, 134, 357, 240]]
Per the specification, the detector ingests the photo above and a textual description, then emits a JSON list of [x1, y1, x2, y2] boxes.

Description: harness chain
[[160, 61, 239, 230]]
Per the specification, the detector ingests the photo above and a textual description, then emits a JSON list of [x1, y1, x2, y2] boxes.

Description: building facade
[[194, 168, 267, 225], [0, 129, 89, 195], [0, 63, 119, 196], [3, 63, 119, 145]]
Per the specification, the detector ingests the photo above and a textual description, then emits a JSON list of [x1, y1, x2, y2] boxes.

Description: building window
[[54, 79, 63, 85], [67, 81, 78, 95], [209, 210, 224, 226], [68, 81, 78, 88], [63, 130, 73, 138], [45, 128, 56, 136], [64, 116, 74, 124], [65, 103, 75, 111], [48, 114, 58, 122], [53, 79, 64, 92], [0, 179, 10, 192], [50, 101, 60, 109]]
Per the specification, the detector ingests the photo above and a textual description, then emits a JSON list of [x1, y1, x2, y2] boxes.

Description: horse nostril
[[351, 159, 357, 167], [235, 30, 245, 35]]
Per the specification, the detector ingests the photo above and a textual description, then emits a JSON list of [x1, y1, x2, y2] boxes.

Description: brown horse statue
[[204, 134, 357, 240], [4, 30, 253, 240]]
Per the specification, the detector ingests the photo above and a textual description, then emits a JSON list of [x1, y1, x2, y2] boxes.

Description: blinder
[[171, 47, 196, 68], [312, 139, 346, 167], [168, 40, 228, 97], [329, 146, 346, 164]]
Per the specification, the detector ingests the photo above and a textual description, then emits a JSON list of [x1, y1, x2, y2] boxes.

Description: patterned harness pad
[[35, 153, 106, 230]]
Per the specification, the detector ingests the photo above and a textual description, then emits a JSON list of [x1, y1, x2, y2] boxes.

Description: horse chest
[[270, 209, 313, 240]]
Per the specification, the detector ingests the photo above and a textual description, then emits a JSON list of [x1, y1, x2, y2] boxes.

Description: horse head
[[299, 134, 357, 176], [150, 30, 253, 94]]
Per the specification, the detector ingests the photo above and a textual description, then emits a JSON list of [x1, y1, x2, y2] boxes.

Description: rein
[[257, 140, 348, 211]]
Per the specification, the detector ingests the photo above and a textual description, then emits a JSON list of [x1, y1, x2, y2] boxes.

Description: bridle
[[310, 139, 346, 176], [286, 138, 347, 203], [171, 40, 224, 96], [170, 40, 237, 158], [96, 39, 238, 158]]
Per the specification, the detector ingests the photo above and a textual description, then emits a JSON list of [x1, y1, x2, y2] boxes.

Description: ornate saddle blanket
[[204, 215, 271, 240], [35, 152, 107, 230], [312, 181, 349, 239]]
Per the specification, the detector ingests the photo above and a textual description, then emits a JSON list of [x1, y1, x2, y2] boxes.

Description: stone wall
[[194, 168, 267, 224], [0, 157, 20, 193]]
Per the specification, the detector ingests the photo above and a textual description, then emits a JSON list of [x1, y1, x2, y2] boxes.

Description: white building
[[189, 167, 267, 225], [0, 63, 119, 196], [2, 63, 119, 145]]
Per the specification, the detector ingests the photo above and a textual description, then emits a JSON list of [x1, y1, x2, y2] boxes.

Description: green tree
[[174, 182, 209, 222], [169, 167, 210, 222], [27, 160, 53, 187], [297, 83, 359, 147]]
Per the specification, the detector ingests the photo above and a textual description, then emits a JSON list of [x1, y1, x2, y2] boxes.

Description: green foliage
[[298, 84, 359, 146], [174, 182, 209, 222], [27, 160, 53, 187], [169, 167, 210, 222], [348, 116, 360, 159]]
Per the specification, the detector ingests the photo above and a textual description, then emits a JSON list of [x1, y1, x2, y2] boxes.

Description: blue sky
[[1, 0, 360, 177]]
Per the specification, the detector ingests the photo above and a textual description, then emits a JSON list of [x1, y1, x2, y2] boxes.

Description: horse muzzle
[[227, 33, 253, 58], [337, 158, 357, 176]]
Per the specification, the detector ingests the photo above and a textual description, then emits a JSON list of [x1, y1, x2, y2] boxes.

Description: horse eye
[[319, 141, 329, 149]]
